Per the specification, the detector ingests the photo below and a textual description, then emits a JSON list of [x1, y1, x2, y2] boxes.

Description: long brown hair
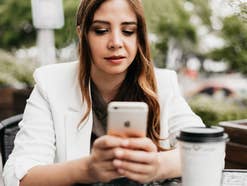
[[76, 0, 162, 151]]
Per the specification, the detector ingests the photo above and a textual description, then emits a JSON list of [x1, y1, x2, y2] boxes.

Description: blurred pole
[[31, 0, 64, 66], [37, 30, 56, 65]]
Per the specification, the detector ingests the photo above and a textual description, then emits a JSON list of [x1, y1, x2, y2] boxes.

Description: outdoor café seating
[[0, 114, 22, 166]]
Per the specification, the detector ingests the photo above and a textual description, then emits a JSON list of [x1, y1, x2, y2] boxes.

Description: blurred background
[[0, 0, 246, 125], [0, 0, 247, 183]]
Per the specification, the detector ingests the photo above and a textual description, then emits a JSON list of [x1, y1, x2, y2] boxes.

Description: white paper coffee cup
[[177, 126, 228, 186]]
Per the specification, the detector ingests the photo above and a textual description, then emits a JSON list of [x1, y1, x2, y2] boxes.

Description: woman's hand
[[87, 135, 123, 183], [112, 137, 161, 183]]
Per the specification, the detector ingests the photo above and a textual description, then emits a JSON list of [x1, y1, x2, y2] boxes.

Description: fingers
[[117, 168, 153, 184], [95, 160, 117, 171], [92, 135, 124, 161], [90, 136, 160, 183], [88, 156, 122, 183], [90, 166, 122, 183], [100, 170, 122, 183], [93, 136, 157, 163], [114, 148, 157, 164], [120, 137, 157, 152], [113, 159, 154, 174], [93, 135, 123, 149], [112, 146, 161, 183], [92, 147, 116, 161], [94, 136, 157, 152]]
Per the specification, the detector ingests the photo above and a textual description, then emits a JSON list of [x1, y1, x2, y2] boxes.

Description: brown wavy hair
[[76, 0, 163, 151]]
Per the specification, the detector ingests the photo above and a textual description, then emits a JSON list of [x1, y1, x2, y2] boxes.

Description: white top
[[3, 61, 204, 186]]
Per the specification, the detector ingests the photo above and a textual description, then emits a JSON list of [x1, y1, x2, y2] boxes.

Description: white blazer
[[3, 61, 204, 186]]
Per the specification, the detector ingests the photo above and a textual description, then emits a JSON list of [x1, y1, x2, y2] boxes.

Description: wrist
[[69, 157, 95, 184], [158, 149, 182, 180], [83, 156, 96, 183], [154, 152, 165, 181]]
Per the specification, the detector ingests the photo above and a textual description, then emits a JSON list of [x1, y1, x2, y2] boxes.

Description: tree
[[142, 0, 201, 68], [54, 0, 78, 48], [228, 0, 247, 23], [1, 0, 246, 75], [0, 0, 78, 50], [0, 0, 35, 49], [207, 16, 247, 75], [143, 0, 247, 75]]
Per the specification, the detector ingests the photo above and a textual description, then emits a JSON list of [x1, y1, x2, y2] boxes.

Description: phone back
[[107, 102, 148, 137]]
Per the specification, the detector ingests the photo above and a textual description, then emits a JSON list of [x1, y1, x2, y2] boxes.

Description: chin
[[106, 68, 128, 76]]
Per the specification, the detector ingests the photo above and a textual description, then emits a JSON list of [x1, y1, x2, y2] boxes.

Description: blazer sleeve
[[167, 71, 204, 133], [3, 70, 56, 186], [158, 70, 205, 148]]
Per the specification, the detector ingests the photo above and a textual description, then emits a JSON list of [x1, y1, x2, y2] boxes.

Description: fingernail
[[113, 159, 122, 166], [115, 149, 123, 157], [118, 169, 125, 174], [121, 139, 129, 147]]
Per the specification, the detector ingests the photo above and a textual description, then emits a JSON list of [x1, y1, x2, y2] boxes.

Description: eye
[[122, 30, 135, 36], [122, 25, 137, 36], [94, 28, 108, 35]]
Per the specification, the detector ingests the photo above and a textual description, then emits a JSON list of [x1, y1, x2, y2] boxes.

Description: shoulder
[[154, 67, 177, 87], [34, 61, 78, 79], [33, 61, 79, 88], [154, 67, 183, 100], [154, 67, 176, 76], [34, 61, 79, 93]]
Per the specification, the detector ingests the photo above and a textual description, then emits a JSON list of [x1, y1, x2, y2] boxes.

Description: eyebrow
[[92, 20, 137, 26]]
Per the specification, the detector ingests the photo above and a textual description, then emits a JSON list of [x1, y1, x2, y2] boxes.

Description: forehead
[[93, 0, 137, 22]]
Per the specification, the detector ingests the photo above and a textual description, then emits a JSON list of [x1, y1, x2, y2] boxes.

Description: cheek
[[88, 35, 103, 57], [90, 45, 98, 56], [127, 39, 138, 57], [89, 42, 103, 57]]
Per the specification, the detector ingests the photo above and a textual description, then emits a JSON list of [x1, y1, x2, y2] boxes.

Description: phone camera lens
[[124, 121, 130, 128]]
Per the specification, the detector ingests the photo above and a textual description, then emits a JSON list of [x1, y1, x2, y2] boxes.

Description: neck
[[90, 69, 126, 103]]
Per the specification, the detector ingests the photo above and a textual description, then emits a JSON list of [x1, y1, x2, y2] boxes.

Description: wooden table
[[219, 119, 247, 169]]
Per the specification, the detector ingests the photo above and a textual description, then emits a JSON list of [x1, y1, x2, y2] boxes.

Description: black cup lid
[[176, 126, 228, 143]]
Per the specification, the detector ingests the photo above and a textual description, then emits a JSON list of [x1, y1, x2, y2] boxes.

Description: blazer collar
[[67, 76, 92, 131], [68, 79, 83, 112], [64, 77, 93, 160]]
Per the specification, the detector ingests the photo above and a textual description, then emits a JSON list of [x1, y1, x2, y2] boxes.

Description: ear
[[77, 26, 82, 39]]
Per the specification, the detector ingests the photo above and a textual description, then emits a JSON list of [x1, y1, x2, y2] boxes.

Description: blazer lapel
[[64, 80, 93, 160]]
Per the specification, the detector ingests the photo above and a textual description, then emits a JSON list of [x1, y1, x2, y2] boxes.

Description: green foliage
[[0, 0, 35, 49], [207, 16, 247, 75], [142, 0, 198, 67], [189, 95, 247, 126], [142, 0, 176, 32], [228, 0, 247, 23], [155, 15, 197, 63], [55, 0, 79, 48], [0, 0, 78, 49], [239, 1, 247, 22], [187, 0, 212, 26], [0, 0, 246, 76]]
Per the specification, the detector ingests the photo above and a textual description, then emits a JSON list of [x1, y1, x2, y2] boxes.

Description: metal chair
[[0, 114, 22, 166]]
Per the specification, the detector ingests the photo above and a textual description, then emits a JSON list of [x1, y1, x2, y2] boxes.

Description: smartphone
[[107, 101, 148, 138]]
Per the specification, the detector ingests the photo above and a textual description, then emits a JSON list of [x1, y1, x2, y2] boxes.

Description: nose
[[107, 31, 123, 49]]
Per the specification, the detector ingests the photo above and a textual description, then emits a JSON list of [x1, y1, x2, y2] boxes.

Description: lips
[[104, 55, 126, 64], [105, 56, 125, 60]]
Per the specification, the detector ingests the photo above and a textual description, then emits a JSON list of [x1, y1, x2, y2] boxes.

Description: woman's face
[[88, 0, 138, 78]]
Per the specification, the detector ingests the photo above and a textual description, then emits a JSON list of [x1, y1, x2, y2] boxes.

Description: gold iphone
[[107, 101, 148, 138]]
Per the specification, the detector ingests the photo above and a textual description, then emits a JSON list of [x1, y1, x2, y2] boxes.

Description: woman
[[3, 0, 204, 185]]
